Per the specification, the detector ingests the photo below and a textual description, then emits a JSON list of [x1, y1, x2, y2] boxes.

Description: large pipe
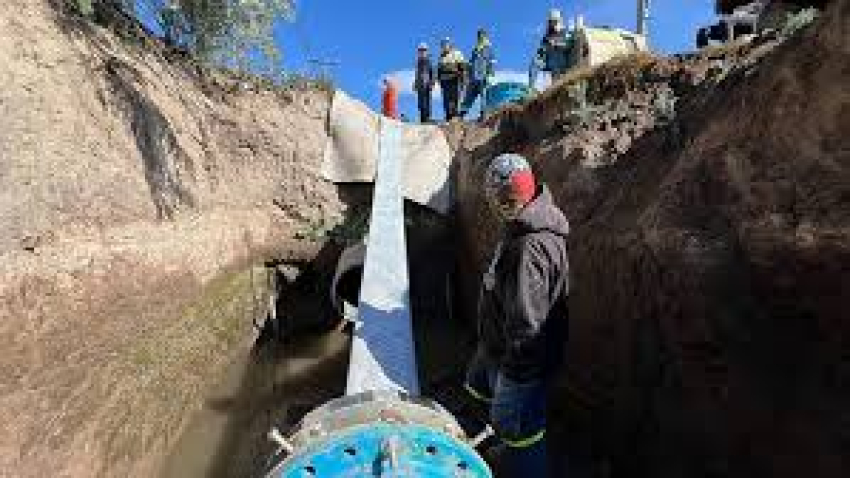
[[264, 118, 491, 477], [330, 241, 365, 318]]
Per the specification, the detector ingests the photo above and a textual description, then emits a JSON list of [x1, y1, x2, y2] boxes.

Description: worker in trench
[[465, 153, 570, 477], [530, 8, 576, 86], [413, 42, 436, 123], [437, 38, 466, 121], [460, 28, 496, 120]]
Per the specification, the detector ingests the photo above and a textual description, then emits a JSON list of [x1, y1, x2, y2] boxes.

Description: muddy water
[[160, 329, 350, 478], [161, 211, 479, 477]]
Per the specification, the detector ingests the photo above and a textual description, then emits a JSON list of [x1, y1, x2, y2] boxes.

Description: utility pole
[[637, 0, 650, 36]]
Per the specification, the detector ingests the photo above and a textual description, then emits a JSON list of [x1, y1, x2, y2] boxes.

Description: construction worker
[[382, 78, 399, 120], [530, 9, 576, 86], [160, 1, 182, 47], [465, 153, 569, 477], [460, 28, 496, 120], [437, 38, 466, 121], [413, 42, 435, 123]]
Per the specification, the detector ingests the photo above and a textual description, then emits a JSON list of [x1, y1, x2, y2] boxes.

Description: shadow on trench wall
[[161, 201, 479, 478], [160, 237, 350, 478]]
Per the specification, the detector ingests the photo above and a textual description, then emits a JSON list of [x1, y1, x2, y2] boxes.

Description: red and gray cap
[[485, 153, 537, 203]]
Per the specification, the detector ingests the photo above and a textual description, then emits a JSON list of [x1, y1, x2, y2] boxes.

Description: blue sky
[[273, 1, 718, 120], [137, 2, 719, 120]]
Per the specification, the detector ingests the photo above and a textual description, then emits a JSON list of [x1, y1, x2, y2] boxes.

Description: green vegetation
[[70, 1, 297, 80], [296, 207, 371, 246], [780, 7, 820, 37], [110, 267, 269, 467], [128, 267, 267, 373], [214, 67, 335, 95], [146, 0, 295, 76], [74, 0, 94, 16]]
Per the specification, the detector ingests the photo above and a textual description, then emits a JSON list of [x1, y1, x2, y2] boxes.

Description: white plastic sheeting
[[345, 119, 420, 396], [321, 91, 453, 214]]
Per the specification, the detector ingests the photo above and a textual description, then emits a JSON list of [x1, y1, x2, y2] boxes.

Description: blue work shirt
[[469, 42, 495, 83]]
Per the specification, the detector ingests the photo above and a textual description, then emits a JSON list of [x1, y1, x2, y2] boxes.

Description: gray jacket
[[477, 185, 569, 381], [414, 56, 434, 91]]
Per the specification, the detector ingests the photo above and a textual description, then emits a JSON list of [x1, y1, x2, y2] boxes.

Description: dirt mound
[[455, 2, 849, 476], [0, 2, 355, 476]]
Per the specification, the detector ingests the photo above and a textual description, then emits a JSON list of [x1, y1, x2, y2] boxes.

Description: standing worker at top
[[460, 28, 496, 120], [382, 77, 399, 120], [530, 9, 576, 87], [437, 38, 466, 121], [159, 1, 182, 47], [413, 43, 435, 123], [465, 153, 570, 477]]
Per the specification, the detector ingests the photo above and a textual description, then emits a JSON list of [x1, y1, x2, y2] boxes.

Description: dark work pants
[[416, 88, 432, 123], [440, 79, 461, 121], [465, 349, 549, 477], [461, 80, 486, 118]]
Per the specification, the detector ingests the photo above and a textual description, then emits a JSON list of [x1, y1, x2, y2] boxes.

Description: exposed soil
[[0, 2, 361, 476], [160, 203, 473, 478], [454, 2, 850, 476], [4, 1, 848, 477]]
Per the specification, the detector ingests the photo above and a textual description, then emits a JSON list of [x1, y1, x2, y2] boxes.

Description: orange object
[[382, 79, 399, 119]]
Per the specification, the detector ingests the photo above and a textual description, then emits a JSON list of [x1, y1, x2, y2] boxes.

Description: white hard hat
[[549, 8, 563, 23], [418, 42, 428, 50]]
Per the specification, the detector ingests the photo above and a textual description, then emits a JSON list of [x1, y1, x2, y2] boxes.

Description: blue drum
[[484, 82, 531, 111], [266, 391, 492, 477]]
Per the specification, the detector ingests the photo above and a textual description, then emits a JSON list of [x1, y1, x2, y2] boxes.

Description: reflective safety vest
[[438, 49, 465, 82]]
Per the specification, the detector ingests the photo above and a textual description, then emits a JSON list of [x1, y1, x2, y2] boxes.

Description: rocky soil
[[0, 1, 357, 476], [454, 1, 849, 476]]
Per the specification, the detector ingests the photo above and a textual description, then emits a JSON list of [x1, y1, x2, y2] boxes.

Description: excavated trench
[[9, 3, 842, 476], [450, 3, 850, 477], [160, 203, 482, 478]]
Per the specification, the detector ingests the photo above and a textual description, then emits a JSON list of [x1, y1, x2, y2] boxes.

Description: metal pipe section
[[345, 119, 420, 396], [265, 118, 491, 478], [266, 391, 491, 477]]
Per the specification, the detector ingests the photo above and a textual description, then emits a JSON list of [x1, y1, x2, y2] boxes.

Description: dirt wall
[[455, 2, 849, 476], [0, 2, 351, 476]]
